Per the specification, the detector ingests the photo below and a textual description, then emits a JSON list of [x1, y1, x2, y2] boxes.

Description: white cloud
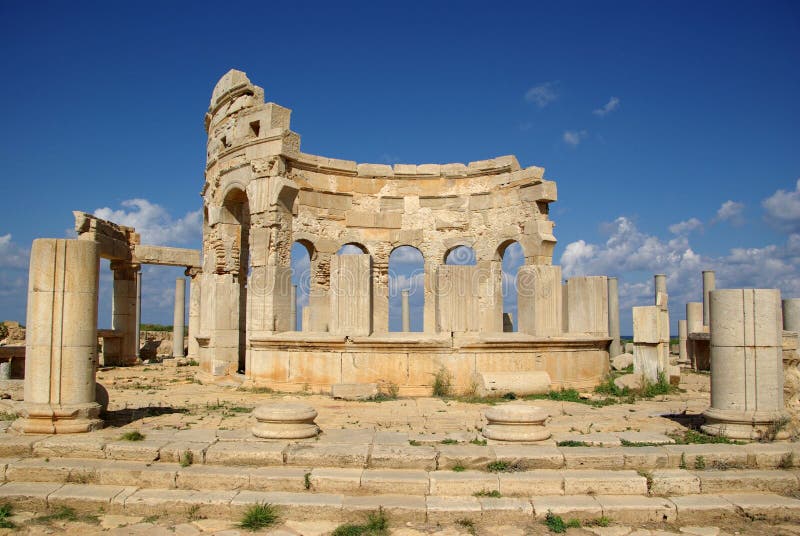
[[390, 246, 424, 265], [668, 217, 703, 235], [593, 96, 620, 117], [763, 179, 800, 233], [559, 216, 800, 333], [715, 200, 745, 226], [563, 130, 588, 147], [0, 234, 29, 269], [93, 199, 201, 247], [525, 82, 558, 108]]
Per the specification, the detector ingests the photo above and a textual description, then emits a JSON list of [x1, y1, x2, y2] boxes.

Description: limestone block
[[498, 470, 564, 496], [562, 470, 647, 495], [285, 443, 370, 467], [613, 373, 643, 391], [436, 265, 480, 333], [633, 306, 660, 344], [329, 254, 372, 336], [426, 496, 481, 524], [331, 383, 378, 400], [564, 276, 608, 336], [472, 371, 551, 398], [517, 265, 562, 336], [491, 445, 564, 469], [429, 470, 498, 495], [341, 495, 427, 524], [482, 404, 550, 442], [204, 441, 287, 465], [530, 495, 602, 521], [594, 495, 676, 523], [360, 469, 429, 495], [783, 298, 800, 332], [368, 444, 437, 470], [251, 403, 319, 439], [611, 353, 633, 371], [650, 469, 701, 495]]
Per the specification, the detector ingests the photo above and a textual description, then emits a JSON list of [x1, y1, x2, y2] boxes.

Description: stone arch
[[220, 187, 250, 372], [337, 242, 369, 255], [388, 245, 425, 332], [496, 240, 525, 332], [444, 244, 476, 266]]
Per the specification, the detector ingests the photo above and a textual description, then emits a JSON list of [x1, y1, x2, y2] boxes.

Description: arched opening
[[388, 246, 424, 332], [221, 188, 250, 373], [290, 240, 314, 331], [444, 245, 476, 265], [497, 241, 524, 332], [337, 242, 368, 255]]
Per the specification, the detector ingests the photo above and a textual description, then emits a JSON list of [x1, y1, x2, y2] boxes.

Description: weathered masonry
[[195, 70, 615, 394]]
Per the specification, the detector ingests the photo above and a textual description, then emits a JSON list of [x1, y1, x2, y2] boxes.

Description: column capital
[[185, 267, 202, 278]]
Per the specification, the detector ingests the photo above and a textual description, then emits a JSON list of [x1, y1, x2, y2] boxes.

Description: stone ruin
[[6, 69, 797, 440]]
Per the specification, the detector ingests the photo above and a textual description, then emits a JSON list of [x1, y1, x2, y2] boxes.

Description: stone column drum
[[482, 404, 550, 442], [702, 270, 715, 327], [678, 319, 689, 366], [702, 289, 789, 439], [173, 278, 186, 358], [14, 239, 103, 434], [252, 403, 320, 439]]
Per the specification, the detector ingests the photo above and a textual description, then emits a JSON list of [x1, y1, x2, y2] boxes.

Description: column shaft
[[173, 278, 186, 358]]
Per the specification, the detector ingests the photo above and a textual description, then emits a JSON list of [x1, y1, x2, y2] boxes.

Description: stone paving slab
[[478, 496, 533, 524], [621, 446, 670, 470], [176, 464, 250, 490], [429, 470, 498, 496], [33, 435, 107, 459], [561, 447, 625, 469], [491, 445, 564, 469], [105, 439, 169, 461], [247, 466, 310, 492], [309, 467, 363, 493], [663, 444, 748, 469], [231, 490, 344, 521], [204, 440, 286, 465], [720, 493, 800, 521], [369, 444, 438, 470], [48, 483, 133, 513], [696, 469, 799, 494], [285, 443, 370, 467], [97, 461, 179, 488], [341, 494, 427, 523], [436, 444, 495, 469], [360, 469, 430, 495], [562, 469, 647, 495], [0, 436, 40, 457], [426, 495, 481, 524], [530, 494, 602, 521], [595, 495, 677, 523], [159, 441, 211, 464], [498, 469, 564, 496], [651, 469, 701, 496], [0, 481, 63, 510], [668, 494, 737, 524]]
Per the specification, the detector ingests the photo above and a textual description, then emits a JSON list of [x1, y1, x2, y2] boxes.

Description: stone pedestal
[[564, 276, 608, 336], [482, 405, 550, 442], [702, 289, 789, 440], [633, 305, 669, 383], [252, 403, 320, 439], [14, 239, 103, 434], [172, 278, 186, 358]]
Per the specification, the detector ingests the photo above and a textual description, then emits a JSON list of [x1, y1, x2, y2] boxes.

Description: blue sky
[[0, 1, 798, 335]]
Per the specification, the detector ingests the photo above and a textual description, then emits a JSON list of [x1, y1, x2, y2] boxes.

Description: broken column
[[401, 289, 410, 332], [678, 319, 689, 366], [686, 301, 707, 370], [172, 278, 186, 358], [703, 270, 715, 327], [654, 274, 667, 303], [783, 298, 800, 332], [632, 305, 668, 383], [14, 239, 103, 433], [186, 268, 201, 360], [110, 261, 139, 365], [517, 265, 562, 337], [702, 289, 789, 439], [608, 276, 621, 356]]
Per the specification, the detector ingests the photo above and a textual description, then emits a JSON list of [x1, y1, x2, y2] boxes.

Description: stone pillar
[[702, 289, 789, 439], [330, 254, 372, 336], [632, 306, 668, 383], [423, 262, 437, 334], [686, 301, 703, 368], [517, 265, 562, 337], [654, 274, 667, 305], [436, 265, 480, 333], [564, 276, 608, 336], [401, 290, 410, 332], [135, 270, 141, 359], [186, 268, 201, 360], [110, 261, 139, 365], [702, 270, 715, 327], [290, 285, 297, 331], [372, 261, 389, 334], [14, 239, 102, 433], [172, 278, 186, 358], [608, 277, 621, 357], [782, 298, 800, 332], [678, 319, 689, 366]]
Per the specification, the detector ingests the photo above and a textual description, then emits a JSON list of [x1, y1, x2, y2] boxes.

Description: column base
[[701, 407, 791, 441], [12, 402, 103, 434]]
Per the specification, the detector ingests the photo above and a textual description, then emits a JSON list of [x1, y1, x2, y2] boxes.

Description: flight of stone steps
[[0, 429, 799, 525]]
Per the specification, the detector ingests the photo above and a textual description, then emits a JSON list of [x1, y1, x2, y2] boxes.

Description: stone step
[[1, 457, 797, 498], [3, 433, 800, 472], [1, 481, 799, 525]]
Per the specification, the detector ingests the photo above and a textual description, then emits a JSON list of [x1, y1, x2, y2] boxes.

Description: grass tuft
[[0, 503, 14, 529], [432, 367, 453, 397], [239, 502, 279, 531], [331, 509, 388, 536], [120, 430, 145, 441], [544, 510, 581, 533]]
